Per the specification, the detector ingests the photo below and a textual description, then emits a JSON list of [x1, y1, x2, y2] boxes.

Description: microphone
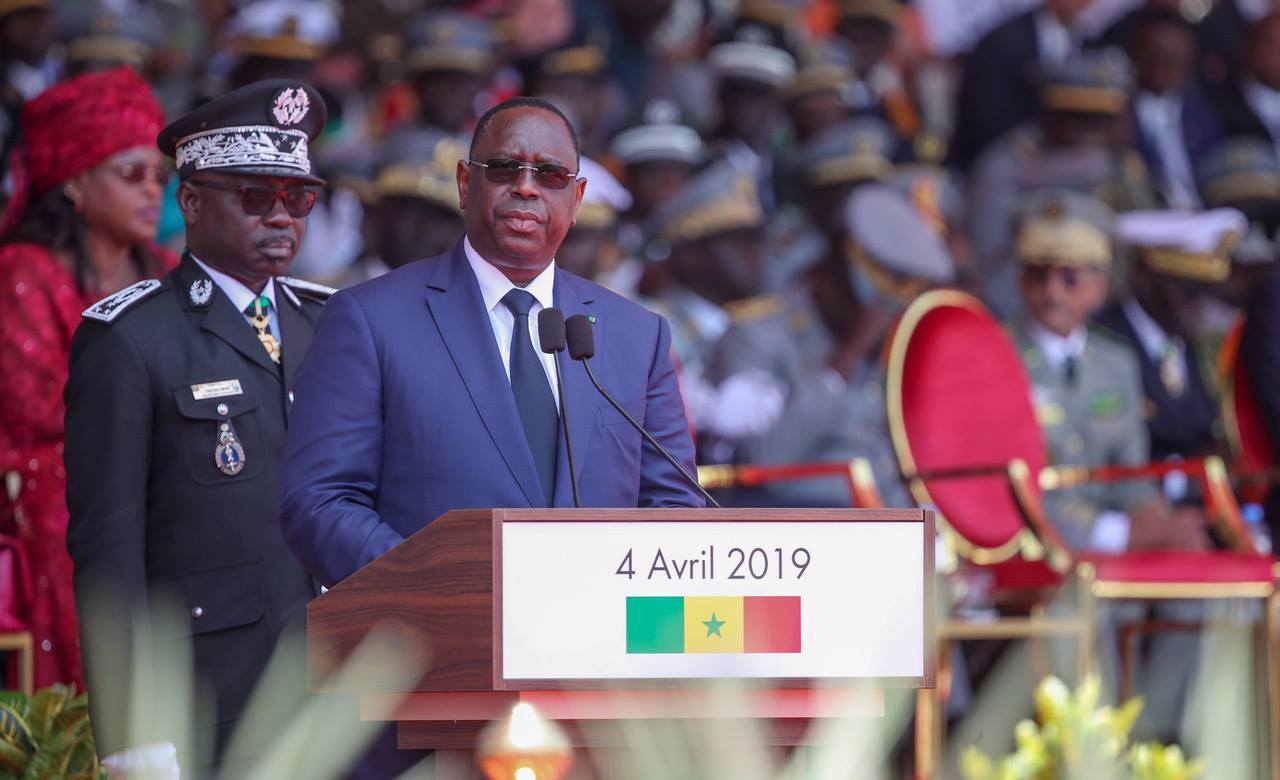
[[563, 314, 721, 508], [538, 307, 580, 508]]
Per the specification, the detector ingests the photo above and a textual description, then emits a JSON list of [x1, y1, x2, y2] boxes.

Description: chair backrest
[[1220, 320, 1277, 474], [885, 290, 1049, 564]]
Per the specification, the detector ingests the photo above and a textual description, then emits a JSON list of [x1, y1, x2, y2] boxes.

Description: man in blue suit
[[281, 96, 703, 589]]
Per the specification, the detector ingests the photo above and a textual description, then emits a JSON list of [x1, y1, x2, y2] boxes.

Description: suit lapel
[[425, 241, 541, 507], [277, 285, 312, 392], [551, 271, 598, 507]]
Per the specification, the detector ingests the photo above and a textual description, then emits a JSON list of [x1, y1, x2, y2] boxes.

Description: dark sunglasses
[[113, 163, 171, 187], [190, 179, 321, 218], [467, 158, 578, 190], [1024, 265, 1090, 289]]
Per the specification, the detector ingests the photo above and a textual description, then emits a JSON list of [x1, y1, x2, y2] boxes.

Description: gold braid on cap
[[573, 201, 617, 229], [372, 138, 463, 211], [542, 45, 605, 76], [661, 175, 764, 243], [1041, 85, 1128, 114], [784, 64, 855, 99], [1016, 215, 1112, 268], [1138, 231, 1238, 283]]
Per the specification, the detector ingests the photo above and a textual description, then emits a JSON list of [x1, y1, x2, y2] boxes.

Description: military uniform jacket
[[1011, 319, 1158, 549], [63, 253, 327, 758]]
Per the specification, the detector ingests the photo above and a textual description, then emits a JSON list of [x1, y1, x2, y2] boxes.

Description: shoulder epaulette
[[82, 279, 162, 323], [277, 276, 336, 302], [724, 295, 782, 324]]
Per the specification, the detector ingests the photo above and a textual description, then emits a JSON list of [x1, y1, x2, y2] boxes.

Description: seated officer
[[339, 128, 465, 287], [1011, 190, 1207, 741], [645, 162, 785, 455], [706, 185, 953, 507], [1010, 190, 1209, 552], [1097, 207, 1247, 462]]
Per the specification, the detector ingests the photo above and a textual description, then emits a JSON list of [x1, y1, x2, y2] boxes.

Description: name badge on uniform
[[192, 379, 243, 400], [215, 422, 246, 476]]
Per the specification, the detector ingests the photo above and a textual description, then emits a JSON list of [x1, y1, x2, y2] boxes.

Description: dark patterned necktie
[[501, 289, 558, 505]]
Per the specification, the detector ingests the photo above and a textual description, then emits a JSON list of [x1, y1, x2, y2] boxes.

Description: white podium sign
[[500, 514, 932, 683]]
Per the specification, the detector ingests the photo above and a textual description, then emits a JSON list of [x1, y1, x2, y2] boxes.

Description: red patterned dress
[[0, 242, 174, 690]]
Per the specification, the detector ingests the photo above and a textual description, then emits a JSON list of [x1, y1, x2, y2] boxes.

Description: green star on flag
[[703, 612, 725, 638]]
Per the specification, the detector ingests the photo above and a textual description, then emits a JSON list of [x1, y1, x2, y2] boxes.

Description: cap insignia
[[272, 86, 310, 127]]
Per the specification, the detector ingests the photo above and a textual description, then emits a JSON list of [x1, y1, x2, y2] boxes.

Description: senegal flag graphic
[[626, 596, 801, 654]]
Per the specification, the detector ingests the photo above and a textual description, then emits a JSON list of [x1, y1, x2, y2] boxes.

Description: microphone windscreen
[[565, 314, 595, 360], [538, 307, 566, 353]]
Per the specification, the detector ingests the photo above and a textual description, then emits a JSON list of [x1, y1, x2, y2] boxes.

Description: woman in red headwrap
[[0, 66, 174, 691]]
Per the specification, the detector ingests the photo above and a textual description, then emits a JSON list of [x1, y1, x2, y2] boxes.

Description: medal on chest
[[215, 422, 246, 476]]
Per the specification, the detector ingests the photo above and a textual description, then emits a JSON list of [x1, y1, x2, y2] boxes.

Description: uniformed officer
[[403, 9, 498, 137], [645, 162, 785, 454], [522, 38, 614, 157], [221, 0, 338, 91], [705, 35, 797, 179], [64, 79, 332, 771], [556, 156, 631, 283], [707, 184, 953, 508], [338, 128, 465, 288], [968, 49, 1159, 319], [57, 7, 160, 76], [1097, 207, 1247, 462]]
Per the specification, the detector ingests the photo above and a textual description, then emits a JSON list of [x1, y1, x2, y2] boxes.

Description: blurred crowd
[[4, 0, 1280, 757]]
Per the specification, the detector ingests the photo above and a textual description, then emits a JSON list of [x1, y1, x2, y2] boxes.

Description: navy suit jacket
[[1130, 90, 1224, 190], [280, 240, 703, 586]]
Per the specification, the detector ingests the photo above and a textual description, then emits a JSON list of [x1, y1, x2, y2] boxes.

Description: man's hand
[[102, 742, 180, 780], [1126, 499, 1211, 551]]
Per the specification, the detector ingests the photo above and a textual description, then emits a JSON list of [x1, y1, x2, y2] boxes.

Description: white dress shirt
[[1026, 320, 1131, 553], [1134, 91, 1200, 209], [191, 255, 281, 342], [463, 236, 560, 406]]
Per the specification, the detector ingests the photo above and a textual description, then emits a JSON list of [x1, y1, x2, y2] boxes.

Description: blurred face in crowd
[[415, 70, 489, 134], [670, 226, 764, 304], [1130, 18, 1195, 95], [536, 75, 608, 139], [458, 106, 586, 282], [718, 78, 776, 145], [1042, 109, 1124, 150], [179, 171, 312, 288], [0, 8, 51, 66], [1247, 14, 1280, 90], [804, 180, 863, 243], [835, 18, 894, 75], [1131, 262, 1205, 339], [369, 196, 464, 269], [626, 160, 693, 219], [1020, 263, 1109, 337], [557, 225, 618, 280], [69, 146, 167, 248], [787, 89, 851, 144]]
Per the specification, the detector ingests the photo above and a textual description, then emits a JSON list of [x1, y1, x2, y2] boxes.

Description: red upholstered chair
[[697, 459, 884, 508], [1221, 320, 1277, 505], [884, 291, 1280, 780]]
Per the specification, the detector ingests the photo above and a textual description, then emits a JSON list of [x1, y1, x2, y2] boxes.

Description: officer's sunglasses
[[190, 179, 321, 218], [467, 158, 579, 190]]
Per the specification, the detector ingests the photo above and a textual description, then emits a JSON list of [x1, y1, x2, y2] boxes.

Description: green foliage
[[0, 686, 110, 780], [961, 676, 1205, 780]]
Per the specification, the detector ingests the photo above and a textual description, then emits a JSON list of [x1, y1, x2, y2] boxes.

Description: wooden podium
[[307, 508, 935, 776]]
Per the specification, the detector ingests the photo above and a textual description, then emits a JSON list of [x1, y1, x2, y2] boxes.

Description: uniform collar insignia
[[189, 278, 214, 306]]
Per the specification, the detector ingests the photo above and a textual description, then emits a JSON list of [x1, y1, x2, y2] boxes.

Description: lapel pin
[[587, 315, 597, 324]]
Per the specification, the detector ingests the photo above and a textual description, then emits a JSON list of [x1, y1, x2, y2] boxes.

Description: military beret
[[799, 118, 897, 187], [651, 161, 764, 244], [1196, 137, 1280, 207], [846, 185, 955, 291], [709, 41, 797, 89], [1015, 189, 1114, 268], [226, 0, 338, 62], [1040, 49, 1134, 114], [158, 79, 327, 184], [1116, 208, 1247, 282], [406, 10, 497, 74]]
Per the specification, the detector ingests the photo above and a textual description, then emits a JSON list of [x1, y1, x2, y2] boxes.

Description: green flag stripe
[[626, 596, 684, 653]]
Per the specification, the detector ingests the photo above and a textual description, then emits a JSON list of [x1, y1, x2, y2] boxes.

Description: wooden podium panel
[[307, 508, 934, 757]]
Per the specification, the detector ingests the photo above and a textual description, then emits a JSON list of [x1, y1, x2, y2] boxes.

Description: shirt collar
[[1123, 296, 1177, 360], [1026, 318, 1087, 372], [463, 235, 556, 314], [1135, 90, 1182, 123], [1244, 79, 1280, 127], [191, 254, 277, 314]]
